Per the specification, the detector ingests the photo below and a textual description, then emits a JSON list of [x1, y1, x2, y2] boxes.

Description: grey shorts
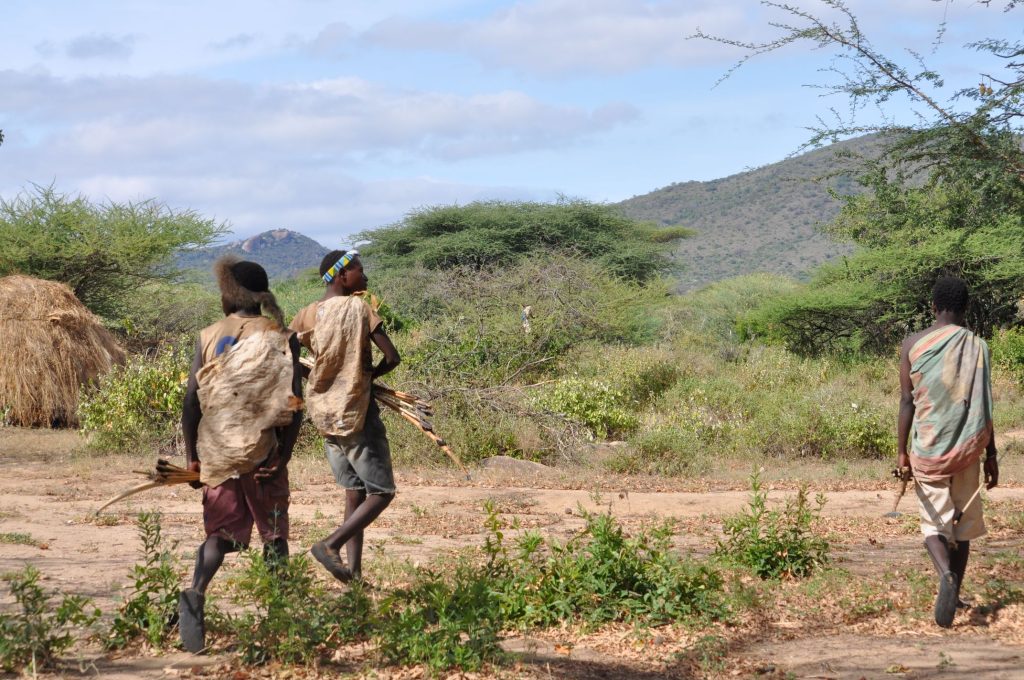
[[323, 403, 396, 495]]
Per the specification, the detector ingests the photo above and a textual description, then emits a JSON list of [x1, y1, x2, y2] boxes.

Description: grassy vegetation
[[0, 566, 100, 673], [0, 532, 39, 547]]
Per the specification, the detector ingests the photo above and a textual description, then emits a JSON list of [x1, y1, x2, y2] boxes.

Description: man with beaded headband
[[178, 256, 303, 653], [291, 249, 401, 583]]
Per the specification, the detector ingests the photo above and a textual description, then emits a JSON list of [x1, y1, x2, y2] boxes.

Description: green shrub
[[716, 470, 830, 579], [534, 378, 639, 439], [485, 503, 725, 629], [112, 282, 220, 350], [375, 564, 506, 672], [610, 426, 707, 476], [106, 511, 182, 650], [359, 199, 692, 284], [990, 326, 1024, 385], [0, 566, 100, 673], [388, 256, 668, 388], [79, 342, 191, 451], [225, 551, 372, 665]]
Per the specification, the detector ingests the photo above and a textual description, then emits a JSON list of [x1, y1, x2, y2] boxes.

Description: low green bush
[[0, 566, 100, 673], [715, 470, 830, 579], [485, 503, 725, 629], [375, 563, 506, 672], [224, 551, 372, 665], [990, 326, 1024, 385], [106, 511, 182, 650], [79, 342, 190, 452], [610, 426, 707, 476], [534, 378, 639, 439]]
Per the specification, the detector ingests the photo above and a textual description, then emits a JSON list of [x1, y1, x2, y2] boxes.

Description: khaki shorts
[[323, 402, 396, 495], [914, 458, 986, 542]]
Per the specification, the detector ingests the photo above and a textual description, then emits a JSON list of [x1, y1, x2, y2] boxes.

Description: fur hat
[[213, 255, 284, 326]]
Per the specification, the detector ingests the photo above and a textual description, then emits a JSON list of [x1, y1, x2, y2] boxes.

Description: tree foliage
[[0, 185, 226, 318], [698, 1, 1024, 353], [358, 198, 692, 283]]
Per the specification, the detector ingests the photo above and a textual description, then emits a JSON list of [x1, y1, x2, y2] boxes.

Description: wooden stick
[[953, 483, 986, 526], [93, 481, 166, 515], [93, 461, 200, 515]]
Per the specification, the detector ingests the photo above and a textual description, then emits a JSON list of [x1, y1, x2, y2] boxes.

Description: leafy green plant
[[0, 532, 39, 546], [375, 563, 506, 672], [79, 342, 190, 451], [535, 378, 639, 439], [360, 198, 691, 283], [225, 551, 372, 665], [990, 326, 1024, 385], [716, 470, 830, 579], [0, 184, 225, 318], [0, 566, 100, 673], [484, 503, 725, 629], [106, 511, 182, 650]]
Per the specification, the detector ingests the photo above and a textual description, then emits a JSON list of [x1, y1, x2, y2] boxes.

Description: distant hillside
[[618, 135, 885, 289], [176, 229, 329, 282]]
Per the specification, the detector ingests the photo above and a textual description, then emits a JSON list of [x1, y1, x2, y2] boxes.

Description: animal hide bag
[[306, 295, 374, 437], [196, 330, 302, 488]]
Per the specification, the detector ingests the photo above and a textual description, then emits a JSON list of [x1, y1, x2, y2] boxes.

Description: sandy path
[[1, 428, 1022, 679]]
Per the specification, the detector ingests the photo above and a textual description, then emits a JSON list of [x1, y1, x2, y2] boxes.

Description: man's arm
[[897, 337, 915, 469], [985, 417, 1000, 492], [370, 327, 401, 379], [181, 339, 204, 488]]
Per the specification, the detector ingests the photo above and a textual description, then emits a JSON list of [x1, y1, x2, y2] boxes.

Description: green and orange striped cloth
[[909, 325, 993, 480]]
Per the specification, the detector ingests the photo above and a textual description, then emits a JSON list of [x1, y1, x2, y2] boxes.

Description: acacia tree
[[0, 185, 226, 318], [697, 0, 1024, 353]]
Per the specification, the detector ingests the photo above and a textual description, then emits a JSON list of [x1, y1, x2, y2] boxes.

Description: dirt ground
[[1, 427, 1023, 679]]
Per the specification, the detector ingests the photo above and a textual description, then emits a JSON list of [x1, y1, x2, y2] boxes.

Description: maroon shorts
[[202, 467, 290, 547]]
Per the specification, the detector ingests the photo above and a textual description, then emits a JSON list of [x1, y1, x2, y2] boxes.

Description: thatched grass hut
[[0, 275, 124, 427]]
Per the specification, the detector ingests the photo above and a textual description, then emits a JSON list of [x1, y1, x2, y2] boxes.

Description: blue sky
[[0, 1, 1018, 248]]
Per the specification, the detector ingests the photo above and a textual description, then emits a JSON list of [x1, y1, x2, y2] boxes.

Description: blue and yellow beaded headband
[[322, 249, 359, 283]]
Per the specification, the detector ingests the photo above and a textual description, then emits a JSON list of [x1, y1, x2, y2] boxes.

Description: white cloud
[[362, 0, 754, 75], [0, 71, 635, 163], [0, 68, 626, 238]]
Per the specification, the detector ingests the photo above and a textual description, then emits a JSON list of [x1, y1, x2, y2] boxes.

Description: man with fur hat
[[178, 256, 303, 653]]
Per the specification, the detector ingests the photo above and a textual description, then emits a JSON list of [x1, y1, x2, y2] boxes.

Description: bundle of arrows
[[93, 459, 199, 515], [373, 383, 470, 479], [300, 356, 467, 478]]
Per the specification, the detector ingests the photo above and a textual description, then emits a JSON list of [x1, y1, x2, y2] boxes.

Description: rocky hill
[[176, 229, 329, 282], [617, 135, 885, 289]]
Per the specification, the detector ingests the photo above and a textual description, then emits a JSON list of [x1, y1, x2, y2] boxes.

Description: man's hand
[[187, 460, 203, 490], [896, 451, 910, 470], [255, 455, 282, 483], [984, 455, 999, 490]]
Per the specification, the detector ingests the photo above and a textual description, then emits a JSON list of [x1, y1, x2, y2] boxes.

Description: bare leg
[[182, 536, 238, 653], [191, 536, 238, 593], [312, 493, 393, 582], [924, 535, 958, 627], [924, 535, 951, 575], [950, 540, 970, 607], [344, 489, 367, 579]]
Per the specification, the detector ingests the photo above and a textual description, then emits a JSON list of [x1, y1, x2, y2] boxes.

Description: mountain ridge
[[176, 228, 329, 281], [617, 135, 883, 289]]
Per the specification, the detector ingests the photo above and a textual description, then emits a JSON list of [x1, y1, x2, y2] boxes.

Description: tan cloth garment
[[302, 295, 383, 437], [195, 315, 301, 488], [289, 301, 319, 341]]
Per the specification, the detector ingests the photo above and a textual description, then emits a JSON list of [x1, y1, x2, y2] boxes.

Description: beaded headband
[[322, 249, 359, 283]]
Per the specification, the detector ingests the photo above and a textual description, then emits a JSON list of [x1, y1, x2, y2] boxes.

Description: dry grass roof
[[0, 275, 124, 427]]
